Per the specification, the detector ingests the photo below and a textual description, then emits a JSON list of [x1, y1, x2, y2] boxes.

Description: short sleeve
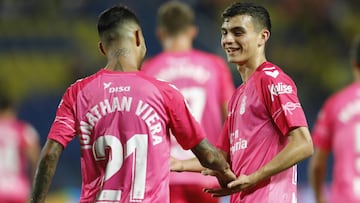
[[161, 84, 206, 150], [312, 102, 332, 151], [48, 86, 77, 148], [259, 70, 308, 136]]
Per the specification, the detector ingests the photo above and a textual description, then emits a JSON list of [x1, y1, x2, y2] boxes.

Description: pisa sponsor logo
[[103, 82, 131, 93]]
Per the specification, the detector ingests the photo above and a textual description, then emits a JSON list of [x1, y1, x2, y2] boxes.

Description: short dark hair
[[97, 5, 140, 45], [351, 37, 360, 66], [222, 2, 271, 33], [0, 90, 12, 111], [157, 1, 194, 36]]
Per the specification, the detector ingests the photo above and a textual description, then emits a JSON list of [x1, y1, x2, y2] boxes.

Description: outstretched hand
[[203, 174, 255, 197]]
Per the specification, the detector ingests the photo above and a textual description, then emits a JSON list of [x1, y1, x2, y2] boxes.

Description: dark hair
[[351, 37, 360, 66], [0, 90, 12, 111], [97, 5, 140, 45], [222, 2, 271, 33], [157, 1, 194, 36]]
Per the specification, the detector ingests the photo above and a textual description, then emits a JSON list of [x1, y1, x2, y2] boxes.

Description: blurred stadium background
[[1, 0, 359, 202]]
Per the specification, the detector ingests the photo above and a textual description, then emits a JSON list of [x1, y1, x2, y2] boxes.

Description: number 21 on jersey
[[93, 134, 148, 202]]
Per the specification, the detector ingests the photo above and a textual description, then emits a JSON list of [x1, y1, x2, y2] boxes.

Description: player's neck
[[353, 66, 360, 82], [237, 56, 267, 83], [105, 48, 140, 72], [105, 58, 139, 72], [0, 109, 16, 120], [163, 36, 192, 52]]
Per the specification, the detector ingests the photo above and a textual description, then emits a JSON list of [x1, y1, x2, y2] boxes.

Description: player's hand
[[170, 156, 183, 172], [202, 168, 236, 188], [203, 174, 254, 197], [315, 196, 327, 203]]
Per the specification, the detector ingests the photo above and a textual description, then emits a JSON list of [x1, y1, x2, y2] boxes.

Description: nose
[[222, 33, 234, 45]]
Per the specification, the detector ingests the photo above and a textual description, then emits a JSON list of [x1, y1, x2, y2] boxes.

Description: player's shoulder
[[326, 83, 360, 105], [139, 73, 176, 90], [138, 73, 182, 97], [67, 70, 101, 92], [256, 62, 293, 83]]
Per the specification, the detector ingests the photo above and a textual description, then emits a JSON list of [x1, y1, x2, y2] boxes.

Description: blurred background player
[[309, 37, 360, 203], [141, 2, 235, 202], [30, 5, 235, 203], [0, 87, 40, 203]]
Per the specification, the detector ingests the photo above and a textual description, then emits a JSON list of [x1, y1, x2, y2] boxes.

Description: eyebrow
[[221, 26, 245, 32]]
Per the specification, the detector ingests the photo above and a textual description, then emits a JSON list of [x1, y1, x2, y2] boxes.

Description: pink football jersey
[[142, 49, 234, 185], [48, 69, 206, 203], [217, 62, 308, 203], [312, 82, 360, 203], [0, 118, 39, 202]]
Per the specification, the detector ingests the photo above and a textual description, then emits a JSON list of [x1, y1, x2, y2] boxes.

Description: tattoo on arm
[[192, 139, 229, 172], [30, 141, 63, 203]]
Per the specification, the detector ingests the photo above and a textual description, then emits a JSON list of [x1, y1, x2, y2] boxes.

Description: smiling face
[[221, 15, 264, 65]]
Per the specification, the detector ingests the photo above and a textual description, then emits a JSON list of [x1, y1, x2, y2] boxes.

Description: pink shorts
[[170, 184, 219, 203]]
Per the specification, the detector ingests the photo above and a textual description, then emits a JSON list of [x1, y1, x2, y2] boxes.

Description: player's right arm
[[30, 139, 63, 203], [31, 84, 78, 203]]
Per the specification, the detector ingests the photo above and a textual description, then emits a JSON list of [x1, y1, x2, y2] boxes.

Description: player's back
[[313, 82, 360, 202], [0, 118, 35, 202], [49, 69, 204, 202]]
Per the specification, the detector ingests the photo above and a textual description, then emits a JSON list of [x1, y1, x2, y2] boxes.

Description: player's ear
[[156, 27, 165, 42], [258, 29, 270, 46], [98, 42, 107, 56], [188, 25, 198, 40], [135, 29, 141, 47]]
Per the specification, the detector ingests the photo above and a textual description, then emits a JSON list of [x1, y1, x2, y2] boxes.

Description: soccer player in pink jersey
[[141, 2, 235, 203], [29, 5, 235, 203], [0, 90, 40, 203], [309, 38, 360, 203], [171, 2, 314, 203]]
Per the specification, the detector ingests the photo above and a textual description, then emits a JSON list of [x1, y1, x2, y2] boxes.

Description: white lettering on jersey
[[109, 86, 131, 93], [229, 130, 248, 153], [135, 100, 163, 145], [156, 62, 210, 84], [282, 102, 301, 115], [104, 82, 112, 89], [79, 96, 133, 149], [339, 99, 360, 123], [268, 82, 293, 101]]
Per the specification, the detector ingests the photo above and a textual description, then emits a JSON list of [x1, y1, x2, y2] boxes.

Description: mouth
[[225, 47, 241, 55]]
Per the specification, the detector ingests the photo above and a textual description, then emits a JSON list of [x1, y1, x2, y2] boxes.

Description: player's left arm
[[205, 127, 313, 196], [30, 139, 63, 203], [234, 126, 313, 187]]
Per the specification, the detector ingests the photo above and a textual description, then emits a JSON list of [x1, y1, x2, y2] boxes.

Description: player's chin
[[227, 56, 242, 64]]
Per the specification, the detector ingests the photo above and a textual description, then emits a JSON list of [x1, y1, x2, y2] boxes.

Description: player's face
[[221, 15, 261, 65]]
